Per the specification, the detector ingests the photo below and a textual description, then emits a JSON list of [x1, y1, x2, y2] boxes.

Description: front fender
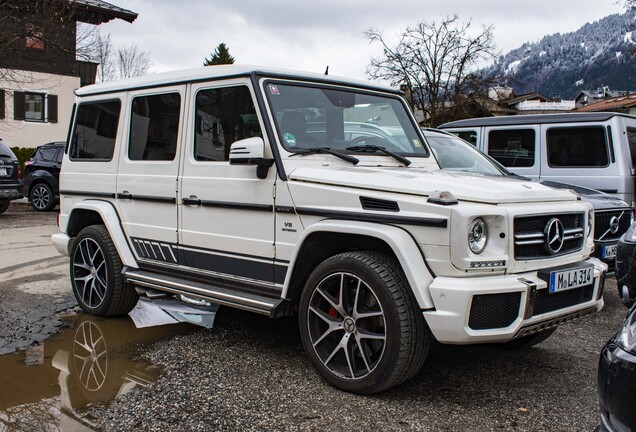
[[283, 220, 434, 309], [64, 200, 138, 268]]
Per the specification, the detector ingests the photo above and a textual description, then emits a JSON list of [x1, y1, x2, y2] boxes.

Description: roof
[[503, 92, 554, 107], [438, 112, 636, 128], [71, 0, 138, 24], [75, 64, 399, 97], [573, 94, 636, 112]]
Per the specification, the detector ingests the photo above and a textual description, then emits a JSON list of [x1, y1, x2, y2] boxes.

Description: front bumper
[[52, 233, 70, 256], [598, 341, 636, 432], [424, 257, 607, 344]]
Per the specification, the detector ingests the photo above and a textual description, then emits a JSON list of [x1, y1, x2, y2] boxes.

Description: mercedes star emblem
[[544, 218, 565, 254]]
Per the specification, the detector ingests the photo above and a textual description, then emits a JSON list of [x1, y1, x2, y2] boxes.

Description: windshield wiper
[[345, 145, 411, 166], [290, 147, 359, 165]]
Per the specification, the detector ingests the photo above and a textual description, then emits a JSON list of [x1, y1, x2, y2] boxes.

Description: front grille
[[514, 213, 585, 259], [532, 285, 594, 316], [468, 292, 521, 330], [594, 209, 631, 242]]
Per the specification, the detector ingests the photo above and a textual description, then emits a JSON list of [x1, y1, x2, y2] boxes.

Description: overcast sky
[[98, 0, 627, 81]]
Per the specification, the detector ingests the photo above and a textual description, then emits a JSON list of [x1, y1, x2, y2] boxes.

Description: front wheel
[[70, 225, 138, 316], [299, 251, 430, 394]]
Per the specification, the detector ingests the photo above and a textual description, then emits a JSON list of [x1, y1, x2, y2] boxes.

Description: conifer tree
[[203, 43, 235, 66]]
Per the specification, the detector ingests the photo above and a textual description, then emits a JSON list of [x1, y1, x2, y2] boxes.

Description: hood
[[534, 179, 630, 211], [288, 166, 578, 205]]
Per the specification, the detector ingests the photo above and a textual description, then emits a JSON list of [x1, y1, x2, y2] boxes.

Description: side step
[[123, 268, 284, 317]]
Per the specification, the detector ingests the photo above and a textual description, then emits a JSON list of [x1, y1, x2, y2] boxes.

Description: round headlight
[[469, 218, 488, 254]]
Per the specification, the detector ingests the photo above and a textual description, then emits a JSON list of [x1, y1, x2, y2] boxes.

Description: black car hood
[[534, 179, 629, 211]]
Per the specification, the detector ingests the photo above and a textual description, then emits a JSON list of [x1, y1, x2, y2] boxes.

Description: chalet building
[[574, 86, 633, 108], [0, 0, 137, 149], [572, 93, 636, 115]]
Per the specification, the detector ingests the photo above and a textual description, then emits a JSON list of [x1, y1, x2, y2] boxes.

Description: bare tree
[[116, 43, 152, 79], [367, 15, 499, 126]]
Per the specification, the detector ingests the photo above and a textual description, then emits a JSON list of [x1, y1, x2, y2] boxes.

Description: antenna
[[324, 66, 329, 75]]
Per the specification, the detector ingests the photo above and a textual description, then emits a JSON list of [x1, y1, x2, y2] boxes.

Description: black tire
[[500, 327, 557, 350], [70, 225, 138, 316], [0, 200, 9, 214], [29, 183, 56, 211], [299, 251, 430, 394]]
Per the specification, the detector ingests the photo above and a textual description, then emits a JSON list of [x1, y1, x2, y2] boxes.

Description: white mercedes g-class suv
[[53, 65, 606, 394]]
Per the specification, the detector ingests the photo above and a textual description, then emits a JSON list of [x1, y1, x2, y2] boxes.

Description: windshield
[[424, 131, 509, 176], [265, 82, 428, 157]]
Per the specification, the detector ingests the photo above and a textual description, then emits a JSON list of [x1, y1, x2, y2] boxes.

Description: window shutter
[[0, 90, 4, 119], [47, 94, 58, 123], [13, 91, 25, 120]]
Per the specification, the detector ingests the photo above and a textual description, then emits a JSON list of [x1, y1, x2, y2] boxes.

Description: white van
[[439, 113, 636, 207], [53, 66, 606, 393]]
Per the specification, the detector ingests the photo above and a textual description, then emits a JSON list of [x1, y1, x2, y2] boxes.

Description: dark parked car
[[615, 222, 636, 307], [422, 128, 632, 270], [23, 141, 64, 211], [597, 303, 636, 432], [0, 140, 24, 214]]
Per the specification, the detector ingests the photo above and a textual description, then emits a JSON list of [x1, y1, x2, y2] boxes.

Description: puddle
[[0, 311, 199, 431]]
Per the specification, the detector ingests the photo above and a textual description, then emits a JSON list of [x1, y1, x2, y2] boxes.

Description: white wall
[[0, 69, 80, 149]]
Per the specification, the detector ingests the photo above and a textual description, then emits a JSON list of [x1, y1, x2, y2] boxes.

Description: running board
[[123, 268, 284, 317]]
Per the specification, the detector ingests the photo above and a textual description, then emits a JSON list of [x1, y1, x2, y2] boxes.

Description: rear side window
[[454, 130, 478, 146], [0, 143, 14, 158], [627, 127, 636, 169], [194, 86, 262, 162], [70, 100, 121, 160], [547, 127, 608, 167], [487, 129, 535, 168], [129, 93, 181, 161], [37, 146, 58, 161]]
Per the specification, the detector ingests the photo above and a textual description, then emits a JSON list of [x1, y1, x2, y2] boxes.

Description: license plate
[[549, 265, 593, 293], [0, 168, 6, 177], [602, 244, 617, 260]]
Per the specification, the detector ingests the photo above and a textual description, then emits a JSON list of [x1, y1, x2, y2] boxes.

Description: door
[[179, 80, 277, 285], [116, 86, 186, 265], [540, 123, 619, 194]]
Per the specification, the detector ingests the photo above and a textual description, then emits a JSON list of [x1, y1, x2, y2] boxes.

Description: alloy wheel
[[72, 238, 108, 309], [31, 185, 50, 210], [307, 272, 386, 380], [73, 321, 108, 391]]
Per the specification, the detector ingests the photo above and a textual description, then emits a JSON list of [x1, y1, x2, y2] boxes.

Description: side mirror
[[229, 137, 274, 179]]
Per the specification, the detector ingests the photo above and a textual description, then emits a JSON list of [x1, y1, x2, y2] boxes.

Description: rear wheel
[[0, 200, 9, 214], [30, 183, 55, 211], [299, 251, 430, 394], [70, 225, 138, 316]]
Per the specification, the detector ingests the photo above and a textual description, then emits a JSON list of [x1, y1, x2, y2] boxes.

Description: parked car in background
[[597, 303, 636, 432], [0, 139, 24, 214], [23, 141, 64, 211], [439, 112, 636, 208], [422, 128, 632, 271], [615, 222, 636, 307]]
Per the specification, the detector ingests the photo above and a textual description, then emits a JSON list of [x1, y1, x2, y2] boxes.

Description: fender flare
[[282, 220, 434, 309], [67, 200, 138, 268]]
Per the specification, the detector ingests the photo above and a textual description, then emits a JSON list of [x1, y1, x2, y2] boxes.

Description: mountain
[[488, 8, 636, 99]]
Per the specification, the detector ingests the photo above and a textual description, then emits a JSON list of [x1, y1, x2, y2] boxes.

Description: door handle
[[117, 191, 133, 200], [182, 196, 201, 206]]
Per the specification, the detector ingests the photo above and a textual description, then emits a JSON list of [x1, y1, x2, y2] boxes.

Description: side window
[[38, 146, 58, 161], [487, 129, 535, 168], [455, 130, 478, 146], [626, 127, 636, 169], [55, 147, 63, 163], [70, 100, 121, 161], [194, 86, 262, 162], [547, 127, 608, 168], [129, 93, 181, 161]]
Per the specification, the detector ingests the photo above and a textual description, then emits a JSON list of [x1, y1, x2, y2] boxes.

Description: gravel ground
[[91, 285, 626, 432]]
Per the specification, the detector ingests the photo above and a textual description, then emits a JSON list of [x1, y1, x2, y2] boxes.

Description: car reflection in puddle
[[0, 298, 217, 431]]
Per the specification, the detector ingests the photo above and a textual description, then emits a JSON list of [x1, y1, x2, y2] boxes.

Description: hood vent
[[360, 196, 400, 212]]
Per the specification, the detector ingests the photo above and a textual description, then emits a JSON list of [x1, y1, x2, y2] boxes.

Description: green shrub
[[11, 147, 35, 173]]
